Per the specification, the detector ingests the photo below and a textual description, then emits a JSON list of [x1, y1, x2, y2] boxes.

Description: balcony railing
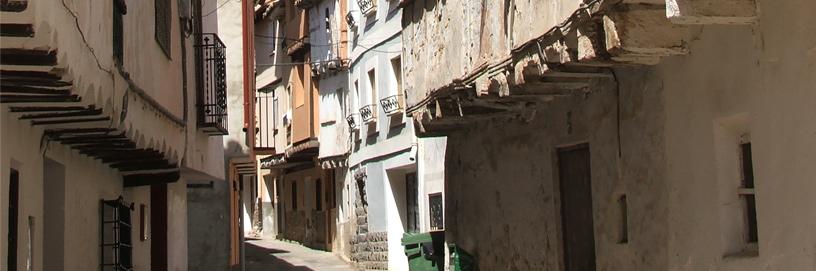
[[196, 33, 228, 135], [357, 0, 376, 15], [346, 113, 360, 130], [379, 95, 403, 116], [359, 104, 377, 124]]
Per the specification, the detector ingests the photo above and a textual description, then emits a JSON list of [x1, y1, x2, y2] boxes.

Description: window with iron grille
[[429, 193, 443, 230], [100, 197, 133, 271], [155, 0, 171, 58]]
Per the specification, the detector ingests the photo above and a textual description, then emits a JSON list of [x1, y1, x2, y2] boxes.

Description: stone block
[[666, 0, 757, 25], [603, 5, 691, 64]]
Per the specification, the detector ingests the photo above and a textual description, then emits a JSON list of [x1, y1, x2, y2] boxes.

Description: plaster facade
[[401, 0, 816, 270], [2, 0, 226, 270]]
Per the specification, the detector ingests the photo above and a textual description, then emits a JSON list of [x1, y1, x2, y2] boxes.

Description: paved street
[[245, 239, 357, 271]]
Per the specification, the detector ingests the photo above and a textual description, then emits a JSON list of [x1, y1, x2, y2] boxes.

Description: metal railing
[[359, 104, 377, 123], [379, 94, 403, 116], [357, 0, 376, 15], [196, 33, 228, 135]]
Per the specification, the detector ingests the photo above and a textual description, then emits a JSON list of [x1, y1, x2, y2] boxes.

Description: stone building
[[401, 0, 815, 270], [1, 0, 228, 270]]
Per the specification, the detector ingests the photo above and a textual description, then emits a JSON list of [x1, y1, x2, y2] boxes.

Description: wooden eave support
[[9, 106, 89, 112], [1, 85, 72, 95], [45, 128, 118, 137], [0, 71, 70, 87], [0, 24, 34, 37], [0, 49, 58, 66], [0, 94, 81, 103], [19, 108, 102, 119]]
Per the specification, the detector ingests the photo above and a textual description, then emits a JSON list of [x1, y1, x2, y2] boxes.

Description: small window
[[429, 193, 444, 230], [273, 96, 279, 134], [155, 0, 171, 58], [367, 69, 377, 105], [739, 141, 759, 246], [101, 197, 133, 270], [291, 181, 298, 211], [338, 88, 347, 118], [618, 195, 628, 244]]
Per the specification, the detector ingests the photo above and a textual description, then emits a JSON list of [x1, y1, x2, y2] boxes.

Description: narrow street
[[245, 239, 357, 271]]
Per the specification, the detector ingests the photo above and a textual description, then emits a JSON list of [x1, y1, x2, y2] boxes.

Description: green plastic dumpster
[[448, 244, 475, 271], [402, 231, 445, 271]]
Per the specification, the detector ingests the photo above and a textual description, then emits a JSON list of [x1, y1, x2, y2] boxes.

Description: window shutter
[[155, 0, 171, 58]]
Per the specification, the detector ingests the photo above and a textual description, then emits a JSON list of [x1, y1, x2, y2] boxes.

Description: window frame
[[738, 138, 759, 249], [155, 0, 172, 58]]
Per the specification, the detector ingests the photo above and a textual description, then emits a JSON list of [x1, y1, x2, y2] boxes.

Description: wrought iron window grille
[[100, 197, 134, 271], [195, 33, 228, 135], [379, 94, 403, 116], [346, 113, 360, 130], [357, 0, 376, 15], [359, 104, 377, 123]]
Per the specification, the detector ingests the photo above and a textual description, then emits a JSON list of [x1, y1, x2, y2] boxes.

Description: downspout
[[240, 1, 254, 270], [242, 0, 256, 157]]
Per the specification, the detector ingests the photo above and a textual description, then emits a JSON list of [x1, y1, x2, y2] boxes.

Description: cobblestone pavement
[[245, 238, 357, 271]]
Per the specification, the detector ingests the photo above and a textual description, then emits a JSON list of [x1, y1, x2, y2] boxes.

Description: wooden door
[[151, 184, 168, 271], [558, 144, 596, 271], [7, 169, 19, 271]]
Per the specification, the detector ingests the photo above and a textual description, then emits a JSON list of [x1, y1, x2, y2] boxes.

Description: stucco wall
[[1, 113, 190, 271], [658, 7, 816, 270], [444, 67, 668, 270], [401, 0, 584, 108]]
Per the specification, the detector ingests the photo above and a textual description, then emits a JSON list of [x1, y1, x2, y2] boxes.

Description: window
[[353, 80, 360, 110], [155, 0, 171, 58], [100, 197, 133, 271], [294, 64, 306, 107], [113, 0, 126, 64], [367, 69, 377, 105], [338, 88, 347, 118], [390, 57, 403, 96], [291, 181, 298, 211], [406, 173, 419, 233], [739, 140, 759, 246], [618, 195, 628, 244], [429, 193, 443, 230], [273, 96, 279, 134]]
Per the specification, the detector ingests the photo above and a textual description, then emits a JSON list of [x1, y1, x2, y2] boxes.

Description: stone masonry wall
[[350, 231, 389, 270]]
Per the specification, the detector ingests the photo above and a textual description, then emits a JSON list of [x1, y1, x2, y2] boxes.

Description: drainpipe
[[240, 1, 255, 271], [242, 0, 256, 160]]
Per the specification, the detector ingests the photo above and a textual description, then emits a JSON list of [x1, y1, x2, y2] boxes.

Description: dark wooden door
[[151, 184, 168, 271], [558, 144, 596, 271], [7, 169, 19, 271]]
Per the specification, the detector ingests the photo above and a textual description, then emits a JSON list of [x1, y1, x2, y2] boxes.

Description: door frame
[[554, 143, 596, 271]]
